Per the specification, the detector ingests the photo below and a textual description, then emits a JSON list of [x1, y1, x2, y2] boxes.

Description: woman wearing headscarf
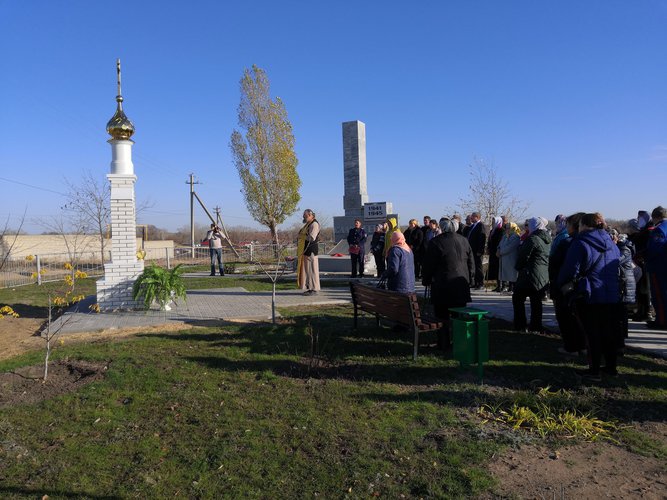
[[383, 216, 399, 258], [512, 216, 552, 333], [370, 224, 386, 278], [386, 231, 415, 294], [487, 216, 504, 291], [549, 212, 587, 355], [558, 213, 621, 381], [297, 209, 321, 295], [497, 222, 521, 293], [550, 214, 569, 257], [422, 218, 475, 349]]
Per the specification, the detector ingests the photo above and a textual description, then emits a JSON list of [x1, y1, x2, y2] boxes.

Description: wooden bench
[[349, 282, 443, 360]]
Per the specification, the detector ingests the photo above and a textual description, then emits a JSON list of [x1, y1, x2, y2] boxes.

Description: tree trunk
[[98, 221, 106, 265], [269, 222, 279, 245], [271, 281, 276, 324], [44, 338, 50, 381]]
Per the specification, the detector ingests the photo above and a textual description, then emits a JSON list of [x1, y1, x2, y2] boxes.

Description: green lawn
[[0, 304, 665, 498]]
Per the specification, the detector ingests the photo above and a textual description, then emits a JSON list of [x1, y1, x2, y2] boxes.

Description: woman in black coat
[[422, 218, 475, 349]]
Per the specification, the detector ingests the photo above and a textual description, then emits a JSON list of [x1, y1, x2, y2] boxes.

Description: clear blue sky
[[1, 0, 666, 235]]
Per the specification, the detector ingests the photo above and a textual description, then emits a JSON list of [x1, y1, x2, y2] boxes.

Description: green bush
[[132, 263, 186, 310]]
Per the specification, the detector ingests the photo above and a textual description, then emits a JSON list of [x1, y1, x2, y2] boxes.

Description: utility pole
[[186, 173, 201, 258]]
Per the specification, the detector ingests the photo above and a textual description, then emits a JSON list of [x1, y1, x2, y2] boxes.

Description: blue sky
[[1, 0, 666, 234]]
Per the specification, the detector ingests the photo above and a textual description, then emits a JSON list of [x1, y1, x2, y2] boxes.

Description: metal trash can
[[449, 307, 489, 381]]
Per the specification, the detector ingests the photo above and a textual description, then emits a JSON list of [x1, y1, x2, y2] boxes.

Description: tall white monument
[[96, 59, 144, 310], [333, 120, 396, 241]]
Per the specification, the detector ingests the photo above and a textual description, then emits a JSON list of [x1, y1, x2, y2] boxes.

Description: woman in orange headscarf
[[386, 231, 415, 294]]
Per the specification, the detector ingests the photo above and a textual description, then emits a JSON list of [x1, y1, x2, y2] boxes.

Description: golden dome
[[106, 59, 135, 140]]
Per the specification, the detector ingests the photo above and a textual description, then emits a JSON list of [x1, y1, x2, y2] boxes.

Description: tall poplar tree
[[230, 65, 301, 244]]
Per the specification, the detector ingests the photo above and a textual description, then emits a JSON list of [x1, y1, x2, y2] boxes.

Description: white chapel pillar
[[96, 59, 144, 310]]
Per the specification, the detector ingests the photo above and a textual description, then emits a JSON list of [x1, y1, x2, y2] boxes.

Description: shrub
[[132, 263, 186, 310]]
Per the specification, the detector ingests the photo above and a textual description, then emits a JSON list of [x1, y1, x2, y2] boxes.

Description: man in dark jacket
[[467, 212, 487, 289], [346, 219, 367, 278], [404, 219, 425, 278], [422, 218, 475, 349], [370, 224, 386, 277], [647, 206, 667, 330], [421, 216, 431, 239], [513, 217, 552, 333]]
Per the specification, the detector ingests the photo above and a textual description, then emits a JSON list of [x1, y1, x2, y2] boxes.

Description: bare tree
[[0, 209, 26, 270], [456, 157, 529, 225], [62, 171, 153, 262], [62, 171, 110, 264], [253, 245, 289, 324], [38, 214, 92, 269]]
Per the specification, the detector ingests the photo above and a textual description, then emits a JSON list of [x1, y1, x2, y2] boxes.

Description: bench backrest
[[350, 283, 420, 327]]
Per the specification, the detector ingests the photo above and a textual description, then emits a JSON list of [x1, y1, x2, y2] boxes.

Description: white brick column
[[96, 139, 144, 310]]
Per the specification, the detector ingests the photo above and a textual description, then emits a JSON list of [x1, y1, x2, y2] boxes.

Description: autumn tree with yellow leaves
[[230, 65, 301, 245]]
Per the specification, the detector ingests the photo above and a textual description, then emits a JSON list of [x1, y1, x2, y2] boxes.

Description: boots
[[210, 265, 216, 276]]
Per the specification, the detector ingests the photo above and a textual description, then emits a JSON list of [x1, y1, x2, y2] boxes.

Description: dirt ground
[[0, 359, 108, 408], [485, 437, 667, 499], [0, 316, 188, 362], [1, 317, 666, 498]]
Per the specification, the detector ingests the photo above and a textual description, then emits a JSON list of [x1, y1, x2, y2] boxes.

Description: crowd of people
[[328, 206, 667, 382]]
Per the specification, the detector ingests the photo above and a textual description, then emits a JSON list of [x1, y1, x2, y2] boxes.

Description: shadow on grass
[[5, 303, 49, 319], [185, 354, 462, 385], [179, 319, 241, 328], [359, 388, 490, 407], [0, 486, 121, 499], [138, 309, 666, 402]]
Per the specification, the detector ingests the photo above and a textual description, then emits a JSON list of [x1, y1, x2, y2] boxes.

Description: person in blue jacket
[[558, 213, 621, 381], [386, 231, 415, 294], [646, 206, 667, 330]]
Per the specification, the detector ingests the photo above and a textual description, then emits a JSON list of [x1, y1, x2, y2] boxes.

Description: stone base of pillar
[[96, 261, 145, 311]]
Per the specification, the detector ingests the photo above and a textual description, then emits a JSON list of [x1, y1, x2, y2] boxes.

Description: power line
[[0, 176, 66, 196]]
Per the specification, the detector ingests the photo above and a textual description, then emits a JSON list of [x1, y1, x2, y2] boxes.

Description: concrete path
[[50, 273, 666, 359], [50, 283, 350, 333]]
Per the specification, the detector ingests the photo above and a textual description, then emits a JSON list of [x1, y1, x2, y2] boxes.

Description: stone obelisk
[[342, 120, 369, 217], [333, 120, 370, 241], [96, 59, 144, 310]]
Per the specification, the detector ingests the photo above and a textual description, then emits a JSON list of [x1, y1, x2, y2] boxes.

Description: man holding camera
[[206, 223, 225, 276]]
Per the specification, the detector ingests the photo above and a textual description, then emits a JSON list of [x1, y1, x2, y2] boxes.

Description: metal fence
[[0, 242, 335, 289], [0, 254, 106, 289]]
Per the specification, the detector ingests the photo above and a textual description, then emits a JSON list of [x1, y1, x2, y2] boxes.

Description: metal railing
[[0, 254, 106, 289], [0, 242, 335, 288]]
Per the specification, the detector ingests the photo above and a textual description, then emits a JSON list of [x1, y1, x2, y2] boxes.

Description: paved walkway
[[51, 274, 666, 359]]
